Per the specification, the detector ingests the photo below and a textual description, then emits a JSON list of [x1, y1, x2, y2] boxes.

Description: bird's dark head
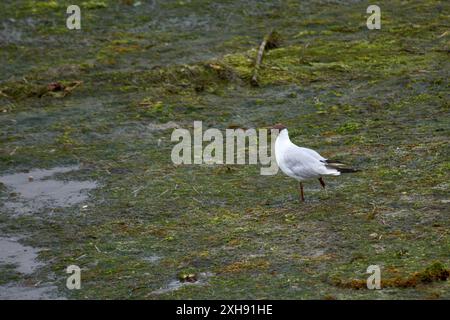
[[271, 123, 287, 131]]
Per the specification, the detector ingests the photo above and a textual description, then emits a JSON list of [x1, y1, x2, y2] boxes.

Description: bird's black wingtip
[[336, 167, 360, 173], [322, 159, 360, 173]]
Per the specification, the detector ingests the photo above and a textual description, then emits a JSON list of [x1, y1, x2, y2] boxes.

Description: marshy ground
[[0, 0, 449, 299]]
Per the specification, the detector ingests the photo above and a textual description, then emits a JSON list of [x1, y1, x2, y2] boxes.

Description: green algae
[[0, 0, 449, 300]]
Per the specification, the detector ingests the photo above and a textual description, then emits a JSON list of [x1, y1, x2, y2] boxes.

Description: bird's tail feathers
[[323, 159, 360, 173]]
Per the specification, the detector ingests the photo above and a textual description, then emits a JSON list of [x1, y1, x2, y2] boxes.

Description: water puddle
[[0, 284, 62, 300], [0, 165, 95, 298], [147, 121, 180, 131], [0, 165, 97, 215], [142, 255, 162, 264], [0, 237, 43, 274], [0, 236, 63, 300]]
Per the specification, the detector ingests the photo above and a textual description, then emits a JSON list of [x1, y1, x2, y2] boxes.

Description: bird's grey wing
[[297, 147, 327, 161], [296, 147, 344, 175], [283, 145, 329, 179]]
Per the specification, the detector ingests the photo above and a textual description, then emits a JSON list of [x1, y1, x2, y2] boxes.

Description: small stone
[[177, 272, 197, 283], [369, 233, 378, 238]]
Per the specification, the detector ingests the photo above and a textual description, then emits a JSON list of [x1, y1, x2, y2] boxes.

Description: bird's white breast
[[275, 130, 299, 179]]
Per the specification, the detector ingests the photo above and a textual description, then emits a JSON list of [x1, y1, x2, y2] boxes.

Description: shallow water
[[0, 165, 97, 215], [0, 284, 62, 300], [0, 236, 63, 300], [142, 255, 162, 264], [0, 237, 43, 274]]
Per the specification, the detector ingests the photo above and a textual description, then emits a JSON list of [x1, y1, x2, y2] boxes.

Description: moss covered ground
[[0, 0, 449, 299]]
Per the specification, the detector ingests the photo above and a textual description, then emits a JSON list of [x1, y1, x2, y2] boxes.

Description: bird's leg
[[318, 177, 326, 189], [298, 181, 305, 202], [318, 177, 328, 196]]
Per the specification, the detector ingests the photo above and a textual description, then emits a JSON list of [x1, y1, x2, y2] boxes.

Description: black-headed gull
[[273, 124, 358, 202]]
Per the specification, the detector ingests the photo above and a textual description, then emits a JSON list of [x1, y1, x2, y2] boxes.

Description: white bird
[[273, 124, 358, 202]]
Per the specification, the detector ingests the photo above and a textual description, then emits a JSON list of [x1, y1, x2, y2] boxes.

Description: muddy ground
[[0, 0, 449, 299]]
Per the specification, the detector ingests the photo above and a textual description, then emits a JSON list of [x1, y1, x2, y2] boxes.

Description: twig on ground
[[251, 30, 281, 86]]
